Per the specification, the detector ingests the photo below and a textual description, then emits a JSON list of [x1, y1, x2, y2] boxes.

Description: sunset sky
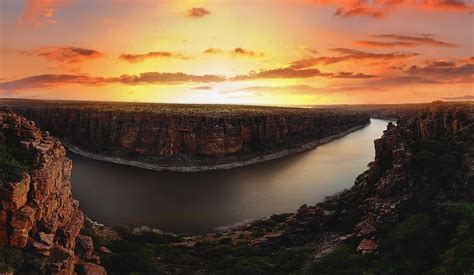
[[0, 0, 473, 106]]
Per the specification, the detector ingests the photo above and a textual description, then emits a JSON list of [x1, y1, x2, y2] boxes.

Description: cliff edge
[[0, 111, 105, 274], [0, 100, 370, 171], [78, 102, 473, 274]]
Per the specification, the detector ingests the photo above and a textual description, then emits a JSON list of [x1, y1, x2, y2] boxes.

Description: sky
[[0, 0, 473, 106]]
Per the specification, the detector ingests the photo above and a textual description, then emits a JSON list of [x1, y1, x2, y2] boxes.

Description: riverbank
[[67, 121, 371, 172]]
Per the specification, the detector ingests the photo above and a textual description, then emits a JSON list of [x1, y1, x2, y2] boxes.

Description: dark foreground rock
[[0, 112, 105, 274], [0, 99, 370, 170]]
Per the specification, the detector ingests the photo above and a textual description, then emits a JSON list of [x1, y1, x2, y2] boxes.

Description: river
[[69, 118, 391, 234]]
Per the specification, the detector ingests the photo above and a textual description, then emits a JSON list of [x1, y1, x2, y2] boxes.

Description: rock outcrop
[[0, 100, 370, 169], [0, 112, 105, 274]]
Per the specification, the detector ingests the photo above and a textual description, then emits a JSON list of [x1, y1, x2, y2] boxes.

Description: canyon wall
[[1, 100, 370, 168], [0, 112, 105, 274], [79, 102, 473, 273]]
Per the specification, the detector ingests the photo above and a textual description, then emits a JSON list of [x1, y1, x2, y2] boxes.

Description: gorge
[[0, 99, 370, 171], [1, 101, 473, 274]]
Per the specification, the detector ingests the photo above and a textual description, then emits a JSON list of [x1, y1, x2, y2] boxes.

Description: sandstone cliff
[[0, 112, 105, 274], [81, 102, 473, 273], [0, 100, 370, 169]]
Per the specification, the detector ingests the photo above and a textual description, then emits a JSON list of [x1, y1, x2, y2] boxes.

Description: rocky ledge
[[0, 112, 105, 274], [0, 99, 370, 171]]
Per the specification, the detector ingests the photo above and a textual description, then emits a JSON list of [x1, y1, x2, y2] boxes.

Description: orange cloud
[[315, 0, 472, 19], [117, 72, 225, 84], [20, 47, 102, 72], [233, 68, 330, 80], [375, 34, 457, 47], [232, 66, 376, 80], [405, 60, 473, 83], [204, 47, 264, 58], [0, 74, 110, 90], [355, 34, 458, 48], [332, 72, 377, 78], [18, 0, 69, 26], [119, 51, 190, 63], [366, 58, 474, 86], [34, 47, 103, 64], [419, 0, 471, 11], [0, 72, 226, 90], [355, 40, 418, 48], [186, 7, 211, 18], [290, 48, 419, 68], [334, 6, 389, 18], [441, 95, 474, 101]]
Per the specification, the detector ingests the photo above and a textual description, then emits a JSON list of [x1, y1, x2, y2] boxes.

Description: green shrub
[[0, 144, 28, 186]]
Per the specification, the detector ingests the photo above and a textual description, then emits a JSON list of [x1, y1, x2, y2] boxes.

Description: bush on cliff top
[[0, 139, 28, 187]]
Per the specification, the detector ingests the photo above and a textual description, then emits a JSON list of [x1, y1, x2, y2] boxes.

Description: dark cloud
[[119, 51, 190, 63], [186, 7, 210, 18], [331, 72, 377, 79], [0, 72, 226, 90], [204, 47, 264, 58], [232, 68, 330, 80], [363, 58, 473, 87], [232, 66, 375, 80], [290, 48, 419, 69], [368, 76, 441, 86], [441, 95, 474, 101], [370, 34, 458, 48], [355, 40, 417, 48], [0, 74, 110, 90], [405, 61, 473, 83], [191, 85, 213, 90], [118, 72, 225, 85], [321, 0, 472, 19], [334, 6, 388, 18], [26, 47, 103, 64]]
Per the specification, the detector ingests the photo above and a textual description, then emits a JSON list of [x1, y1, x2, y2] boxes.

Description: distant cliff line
[[0, 99, 370, 171], [66, 122, 370, 172]]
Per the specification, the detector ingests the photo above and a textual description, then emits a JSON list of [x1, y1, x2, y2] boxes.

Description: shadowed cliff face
[[0, 100, 370, 168], [78, 102, 473, 274], [0, 112, 105, 274]]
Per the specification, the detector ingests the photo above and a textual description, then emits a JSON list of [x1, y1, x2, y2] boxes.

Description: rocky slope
[[0, 99, 370, 170], [80, 102, 473, 273], [0, 112, 105, 274]]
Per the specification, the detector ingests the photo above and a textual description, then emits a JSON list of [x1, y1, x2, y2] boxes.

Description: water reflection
[[70, 119, 390, 234]]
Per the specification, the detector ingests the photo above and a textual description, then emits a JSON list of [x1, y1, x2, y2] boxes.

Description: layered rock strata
[[0, 100, 370, 170], [0, 112, 105, 274]]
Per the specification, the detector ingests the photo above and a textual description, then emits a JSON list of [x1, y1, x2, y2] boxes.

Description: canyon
[[1, 101, 472, 273], [0, 99, 370, 171], [79, 102, 474, 273]]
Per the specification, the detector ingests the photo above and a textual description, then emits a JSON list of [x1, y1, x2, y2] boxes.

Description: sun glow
[[0, 0, 472, 105]]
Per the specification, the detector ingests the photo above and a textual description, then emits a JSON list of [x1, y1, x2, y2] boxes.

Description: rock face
[[351, 103, 474, 250], [0, 112, 104, 274], [1, 100, 370, 168]]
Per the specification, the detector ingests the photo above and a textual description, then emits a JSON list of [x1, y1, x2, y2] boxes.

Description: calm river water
[[70, 118, 391, 234]]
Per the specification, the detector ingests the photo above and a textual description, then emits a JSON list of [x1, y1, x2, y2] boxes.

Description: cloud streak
[[441, 95, 474, 101], [32, 47, 103, 64], [186, 7, 210, 18], [204, 47, 264, 58], [290, 48, 419, 68], [314, 0, 472, 19], [119, 51, 190, 63], [0, 72, 226, 90]]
